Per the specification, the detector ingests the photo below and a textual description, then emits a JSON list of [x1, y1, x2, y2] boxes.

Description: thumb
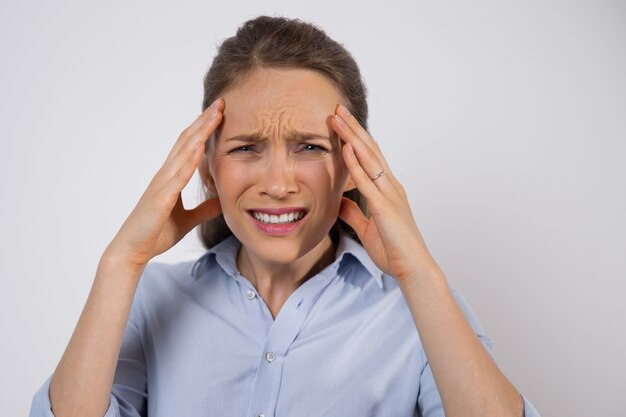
[[338, 196, 368, 240], [187, 196, 222, 227]]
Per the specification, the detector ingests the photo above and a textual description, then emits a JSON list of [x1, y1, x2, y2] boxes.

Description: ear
[[198, 154, 217, 196], [343, 173, 357, 193]]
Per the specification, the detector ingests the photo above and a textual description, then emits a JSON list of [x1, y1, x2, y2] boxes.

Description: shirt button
[[246, 290, 257, 300], [265, 351, 276, 363], [256, 414, 265, 417]]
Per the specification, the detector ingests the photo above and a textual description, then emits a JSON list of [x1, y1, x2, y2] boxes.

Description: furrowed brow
[[286, 130, 331, 142], [224, 130, 331, 143], [224, 133, 266, 143]]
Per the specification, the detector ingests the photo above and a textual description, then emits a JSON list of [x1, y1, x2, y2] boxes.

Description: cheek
[[211, 159, 256, 201], [298, 158, 346, 194]]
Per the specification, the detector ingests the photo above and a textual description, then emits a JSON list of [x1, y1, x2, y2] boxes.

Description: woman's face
[[204, 67, 354, 265]]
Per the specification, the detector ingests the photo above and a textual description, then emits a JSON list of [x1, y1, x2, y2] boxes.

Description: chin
[[246, 231, 327, 263]]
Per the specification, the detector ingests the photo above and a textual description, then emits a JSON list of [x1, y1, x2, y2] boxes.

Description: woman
[[30, 16, 540, 417]]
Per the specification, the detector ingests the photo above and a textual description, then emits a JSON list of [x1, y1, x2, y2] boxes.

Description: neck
[[237, 234, 336, 317]]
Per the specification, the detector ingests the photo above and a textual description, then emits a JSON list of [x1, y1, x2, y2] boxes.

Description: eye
[[299, 143, 328, 153], [228, 145, 255, 153]]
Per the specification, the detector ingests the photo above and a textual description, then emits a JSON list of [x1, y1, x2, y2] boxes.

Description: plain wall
[[1, 1, 624, 416]]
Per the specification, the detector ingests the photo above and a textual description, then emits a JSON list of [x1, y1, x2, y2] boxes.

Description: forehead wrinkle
[[277, 110, 286, 139], [223, 98, 337, 145], [260, 108, 289, 140]]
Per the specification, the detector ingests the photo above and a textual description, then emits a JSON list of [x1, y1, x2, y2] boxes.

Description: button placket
[[245, 269, 338, 417]]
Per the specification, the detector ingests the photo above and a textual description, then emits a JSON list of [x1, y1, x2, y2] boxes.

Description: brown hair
[[198, 15, 369, 249]]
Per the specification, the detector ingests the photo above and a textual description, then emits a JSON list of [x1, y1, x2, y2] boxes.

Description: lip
[[247, 208, 308, 236]]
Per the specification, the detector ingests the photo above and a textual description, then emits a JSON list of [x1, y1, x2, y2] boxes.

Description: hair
[[198, 15, 369, 249]]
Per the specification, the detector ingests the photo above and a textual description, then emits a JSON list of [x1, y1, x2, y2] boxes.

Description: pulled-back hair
[[198, 15, 369, 249]]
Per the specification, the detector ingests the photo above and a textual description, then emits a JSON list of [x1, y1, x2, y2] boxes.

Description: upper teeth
[[252, 211, 305, 224]]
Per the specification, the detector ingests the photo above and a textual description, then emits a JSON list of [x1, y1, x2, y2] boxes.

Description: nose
[[259, 151, 298, 199]]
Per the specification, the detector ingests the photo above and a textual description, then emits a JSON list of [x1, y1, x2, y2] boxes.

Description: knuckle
[[176, 165, 190, 180], [180, 126, 194, 139]]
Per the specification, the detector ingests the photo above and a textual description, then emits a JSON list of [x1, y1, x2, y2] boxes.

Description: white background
[[1, 1, 624, 416]]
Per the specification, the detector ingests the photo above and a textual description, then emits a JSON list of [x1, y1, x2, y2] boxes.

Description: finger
[[186, 196, 223, 228], [334, 115, 390, 185], [335, 104, 390, 172], [335, 105, 376, 148], [342, 142, 384, 199], [334, 105, 406, 194], [165, 98, 224, 164], [158, 128, 209, 187], [166, 99, 223, 163], [333, 106, 405, 194], [159, 138, 207, 197], [338, 196, 369, 239]]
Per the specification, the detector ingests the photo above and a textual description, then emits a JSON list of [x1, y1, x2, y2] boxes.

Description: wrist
[[99, 244, 147, 279], [396, 261, 446, 289]]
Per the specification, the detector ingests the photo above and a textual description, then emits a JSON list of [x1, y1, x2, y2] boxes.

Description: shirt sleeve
[[29, 274, 149, 417], [416, 287, 541, 417]]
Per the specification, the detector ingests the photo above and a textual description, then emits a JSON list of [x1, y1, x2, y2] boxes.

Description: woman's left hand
[[331, 104, 439, 284]]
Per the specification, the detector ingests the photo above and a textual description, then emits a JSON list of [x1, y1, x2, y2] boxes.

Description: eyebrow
[[224, 130, 332, 143]]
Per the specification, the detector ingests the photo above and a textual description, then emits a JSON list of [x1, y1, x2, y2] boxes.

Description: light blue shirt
[[30, 233, 540, 416]]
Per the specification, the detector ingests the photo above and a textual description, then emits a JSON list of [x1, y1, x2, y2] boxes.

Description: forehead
[[218, 68, 346, 138]]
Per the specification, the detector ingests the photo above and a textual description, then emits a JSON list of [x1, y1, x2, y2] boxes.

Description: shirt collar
[[190, 235, 241, 279], [191, 233, 385, 289], [334, 234, 385, 289]]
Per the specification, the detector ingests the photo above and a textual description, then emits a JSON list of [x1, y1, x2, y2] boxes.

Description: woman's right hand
[[103, 98, 225, 272]]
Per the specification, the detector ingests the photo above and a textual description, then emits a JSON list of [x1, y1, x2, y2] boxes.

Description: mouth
[[249, 209, 307, 224]]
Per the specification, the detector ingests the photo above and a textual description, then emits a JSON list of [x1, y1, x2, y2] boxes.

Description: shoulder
[[140, 259, 196, 288], [135, 257, 209, 308], [378, 276, 493, 343]]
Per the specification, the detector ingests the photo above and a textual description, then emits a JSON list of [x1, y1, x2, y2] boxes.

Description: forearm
[[398, 262, 523, 417], [49, 250, 145, 417]]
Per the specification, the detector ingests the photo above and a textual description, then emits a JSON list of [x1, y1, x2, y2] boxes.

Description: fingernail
[[335, 114, 347, 126], [339, 104, 351, 117], [210, 97, 222, 108]]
